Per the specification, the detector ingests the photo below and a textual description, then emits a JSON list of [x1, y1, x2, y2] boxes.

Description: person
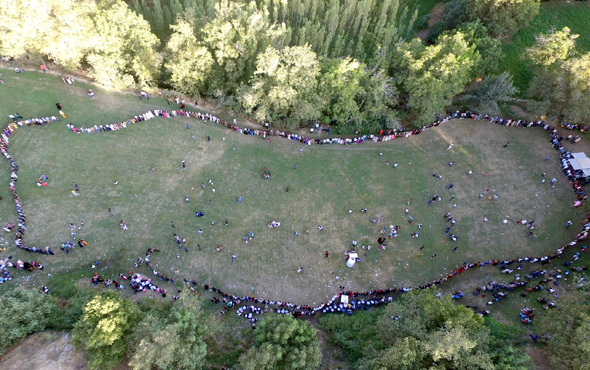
[[503, 142, 509, 148], [325, 251, 329, 258], [73, 182, 79, 192], [56, 102, 62, 110], [182, 160, 185, 169], [108, 208, 113, 216]]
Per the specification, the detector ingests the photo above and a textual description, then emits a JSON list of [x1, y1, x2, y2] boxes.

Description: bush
[[0, 289, 58, 354]]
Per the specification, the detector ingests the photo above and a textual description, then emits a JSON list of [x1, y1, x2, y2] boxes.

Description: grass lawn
[[499, 1, 590, 93], [0, 68, 585, 306], [409, 0, 442, 19]]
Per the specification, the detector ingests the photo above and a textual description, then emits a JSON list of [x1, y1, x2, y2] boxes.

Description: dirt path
[[0, 332, 85, 370]]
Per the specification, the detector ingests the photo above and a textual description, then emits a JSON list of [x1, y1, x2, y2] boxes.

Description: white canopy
[[578, 158, 590, 169], [570, 158, 583, 170], [572, 152, 587, 159]]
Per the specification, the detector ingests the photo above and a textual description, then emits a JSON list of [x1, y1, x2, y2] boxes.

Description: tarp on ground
[[346, 253, 358, 267]]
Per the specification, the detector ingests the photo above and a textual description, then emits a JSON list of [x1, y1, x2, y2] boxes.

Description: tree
[[452, 21, 502, 76], [463, 72, 518, 113], [238, 44, 321, 127], [200, 0, 289, 100], [318, 56, 400, 133], [0, 289, 57, 354], [368, 289, 523, 369], [238, 314, 322, 370], [468, 0, 540, 37], [86, 0, 160, 88], [165, 20, 214, 97], [0, 0, 96, 69], [128, 294, 209, 370], [528, 27, 590, 122], [527, 27, 578, 67], [368, 337, 423, 370], [427, 0, 473, 43], [72, 291, 141, 370], [392, 33, 480, 127], [540, 292, 590, 369]]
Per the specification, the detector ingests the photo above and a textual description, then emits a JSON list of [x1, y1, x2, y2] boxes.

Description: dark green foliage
[[452, 20, 502, 76], [392, 33, 480, 127], [469, 0, 540, 38], [128, 294, 210, 370], [463, 72, 518, 113], [238, 314, 322, 370], [0, 289, 58, 354], [49, 285, 97, 331], [541, 292, 590, 369], [318, 308, 385, 366], [527, 27, 590, 122], [427, 0, 473, 43], [484, 318, 531, 370], [321, 289, 531, 370]]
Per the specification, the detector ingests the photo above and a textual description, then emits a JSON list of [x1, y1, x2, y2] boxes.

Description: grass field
[[499, 1, 590, 93], [0, 68, 585, 305]]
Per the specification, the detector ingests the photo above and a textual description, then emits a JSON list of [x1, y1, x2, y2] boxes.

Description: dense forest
[[2, 0, 589, 130], [6, 0, 589, 132]]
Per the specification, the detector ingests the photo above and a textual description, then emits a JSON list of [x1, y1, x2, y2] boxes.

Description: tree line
[[3, 0, 588, 128], [12, 286, 590, 369]]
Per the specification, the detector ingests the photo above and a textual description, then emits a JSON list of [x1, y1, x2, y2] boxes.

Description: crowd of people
[[1, 115, 59, 258], [2, 104, 590, 320]]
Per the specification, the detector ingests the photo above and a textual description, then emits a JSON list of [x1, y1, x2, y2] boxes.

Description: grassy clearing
[[499, 2, 590, 93], [409, 0, 442, 19], [0, 69, 584, 306]]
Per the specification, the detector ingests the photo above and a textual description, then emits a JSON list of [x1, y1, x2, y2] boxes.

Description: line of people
[[3, 107, 590, 318]]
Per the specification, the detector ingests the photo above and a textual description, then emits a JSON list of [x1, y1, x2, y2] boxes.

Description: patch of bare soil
[[510, 105, 540, 122], [417, 2, 445, 41], [526, 345, 553, 370], [0, 332, 85, 370]]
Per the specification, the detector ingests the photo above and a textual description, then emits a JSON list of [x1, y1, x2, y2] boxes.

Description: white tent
[[567, 153, 590, 179], [346, 253, 358, 267], [570, 158, 583, 170], [578, 158, 590, 170]]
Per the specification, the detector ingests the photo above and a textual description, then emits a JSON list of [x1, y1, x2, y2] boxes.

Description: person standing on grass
[[56, 102, 62, 110], [108, 208, 113, 216], [182, 160, 185, 169], [73, 182, 79, 192]]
